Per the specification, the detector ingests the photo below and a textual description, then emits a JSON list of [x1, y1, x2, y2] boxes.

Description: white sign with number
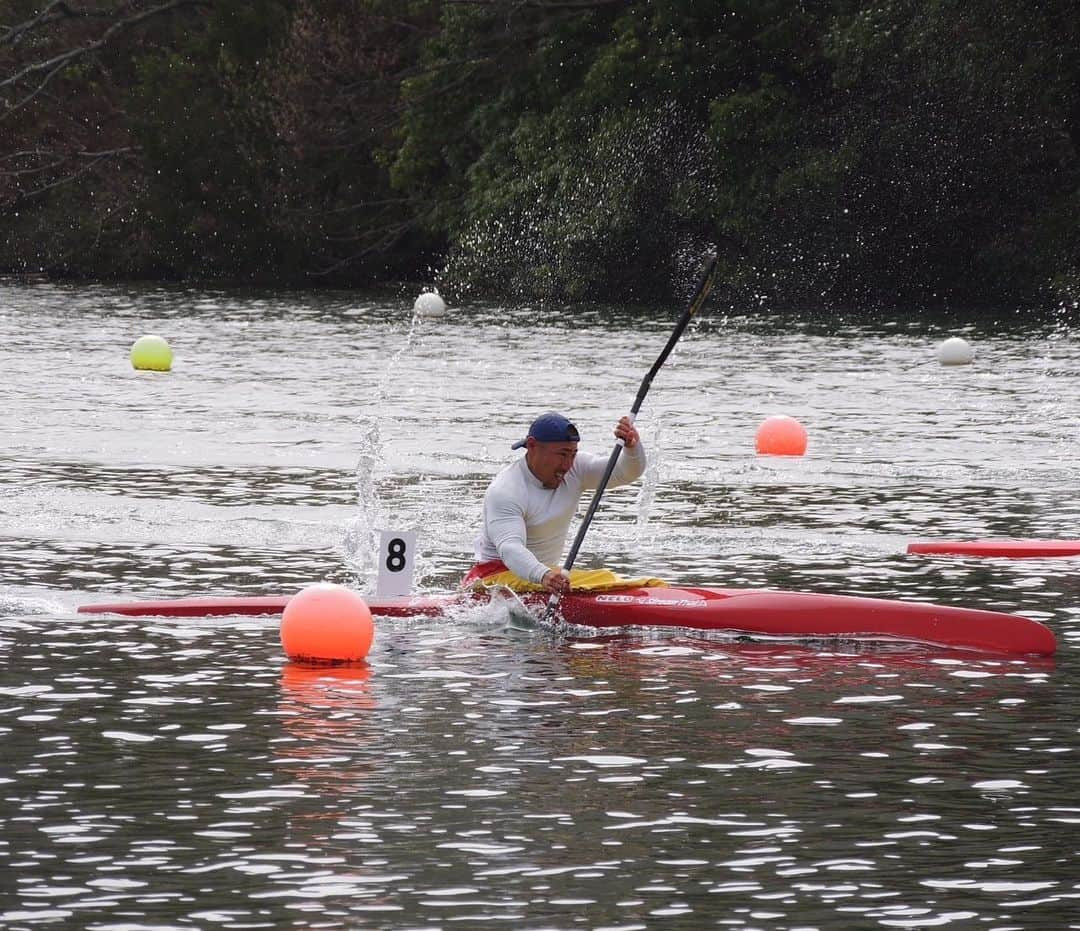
[[376, 530, 416, 596]]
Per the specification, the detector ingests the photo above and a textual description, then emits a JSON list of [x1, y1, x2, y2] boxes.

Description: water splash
[[438, 102, 720, 302], [342, 308, 428, 587], [342, 416, 385, 585], [635, 420, 663, 535]]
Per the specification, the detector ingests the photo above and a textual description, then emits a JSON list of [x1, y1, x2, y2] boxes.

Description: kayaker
[[464, 411, 665, 594]]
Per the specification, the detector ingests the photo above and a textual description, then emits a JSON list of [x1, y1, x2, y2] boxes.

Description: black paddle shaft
[[543, 253, 719, 620]]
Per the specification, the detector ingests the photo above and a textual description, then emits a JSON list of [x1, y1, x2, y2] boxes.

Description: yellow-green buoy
[[130, 335, 173, 372]]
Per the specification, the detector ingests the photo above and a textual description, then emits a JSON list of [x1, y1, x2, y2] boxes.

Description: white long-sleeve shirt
[[473, 442, 646, 583]]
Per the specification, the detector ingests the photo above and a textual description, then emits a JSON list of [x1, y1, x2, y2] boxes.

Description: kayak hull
[[909, 539, 1080, 558], [78, 585, 1056, 656]]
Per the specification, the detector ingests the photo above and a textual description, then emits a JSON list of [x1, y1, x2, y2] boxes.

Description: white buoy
[[413, 291, 446, 317], [937, 336, 974, 366]]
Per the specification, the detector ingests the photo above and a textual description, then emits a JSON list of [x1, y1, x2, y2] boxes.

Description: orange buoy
[[280, 583, 374, 664], [755, 415, 808, 456]]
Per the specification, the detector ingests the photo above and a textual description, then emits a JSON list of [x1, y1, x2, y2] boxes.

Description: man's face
[[526, 440, 578, 489]]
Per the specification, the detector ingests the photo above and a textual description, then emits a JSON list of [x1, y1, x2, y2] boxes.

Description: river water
[[1, 280, 1079, 929]]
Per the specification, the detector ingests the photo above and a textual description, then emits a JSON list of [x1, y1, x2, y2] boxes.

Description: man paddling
[[464, 411, 665, 594]]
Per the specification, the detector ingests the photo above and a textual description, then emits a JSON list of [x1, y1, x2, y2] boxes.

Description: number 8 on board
[[377, 529, 416, 596]]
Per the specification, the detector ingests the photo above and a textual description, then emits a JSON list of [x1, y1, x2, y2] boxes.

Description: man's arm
[[609, 436, 646, 486], [578, 423, 647, 489]]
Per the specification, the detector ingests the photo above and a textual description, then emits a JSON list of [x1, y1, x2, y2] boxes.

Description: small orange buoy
[[280, 583, 374, 664], [755, 415, 808, 456]]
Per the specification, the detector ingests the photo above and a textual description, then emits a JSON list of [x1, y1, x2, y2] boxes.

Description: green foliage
[[809, 0, 1079, 306], [394, 1, 739, 300], [388, 0, 868, 301], [0, 0, 1076, 307], [125, 0, 294, 279]]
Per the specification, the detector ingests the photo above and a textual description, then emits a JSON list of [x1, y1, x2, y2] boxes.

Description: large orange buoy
[[755, 415, 808, 456], [280, 583, 374, 664]]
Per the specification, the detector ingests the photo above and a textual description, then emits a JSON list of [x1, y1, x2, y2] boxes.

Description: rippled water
[[2, 281, 1079, 929]]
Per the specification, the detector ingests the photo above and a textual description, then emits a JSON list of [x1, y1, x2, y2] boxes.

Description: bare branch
[[310, 216, 418, 275], [443, 0, 625, 8], [6, 146, 132, 199], [316, 197, 418, 215], [73, 146, 136, 158], [2, 0, 114, 49], [1, 0, 205, 117]]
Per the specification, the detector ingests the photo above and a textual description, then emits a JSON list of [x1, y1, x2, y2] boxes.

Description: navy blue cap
[[511, 412, 580, 450]]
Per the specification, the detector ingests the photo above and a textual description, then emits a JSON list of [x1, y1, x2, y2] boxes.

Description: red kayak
[[78, 585, 1056, 656], [908, 540, 1080, 558]]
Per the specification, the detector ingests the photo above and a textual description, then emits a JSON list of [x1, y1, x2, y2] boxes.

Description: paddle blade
[[686, 254, 719, 320]]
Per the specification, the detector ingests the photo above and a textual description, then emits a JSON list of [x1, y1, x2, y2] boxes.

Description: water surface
[[1, 281, 1078, 929]]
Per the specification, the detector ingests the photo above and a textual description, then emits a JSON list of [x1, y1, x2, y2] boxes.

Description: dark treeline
[[1, 0, 1077, 308]]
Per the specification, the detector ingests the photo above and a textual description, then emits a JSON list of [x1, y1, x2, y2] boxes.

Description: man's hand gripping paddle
[[541, 253, 719, 624]]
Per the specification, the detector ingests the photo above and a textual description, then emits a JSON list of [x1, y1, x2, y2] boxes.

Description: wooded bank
[[2, 0, 1077, 309]]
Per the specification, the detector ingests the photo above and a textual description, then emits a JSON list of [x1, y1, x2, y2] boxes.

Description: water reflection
[[276, 662, 377, 796]]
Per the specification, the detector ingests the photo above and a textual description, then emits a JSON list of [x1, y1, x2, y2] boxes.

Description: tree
[[711, 0, 1080, 308], [252, 0, 442, 281], [2, 0, 1076, 306], [390, 0, 839, 301], [1, 0, 210, 275]]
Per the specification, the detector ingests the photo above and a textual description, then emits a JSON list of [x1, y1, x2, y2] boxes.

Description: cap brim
[[511, 439, 527, 450]]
